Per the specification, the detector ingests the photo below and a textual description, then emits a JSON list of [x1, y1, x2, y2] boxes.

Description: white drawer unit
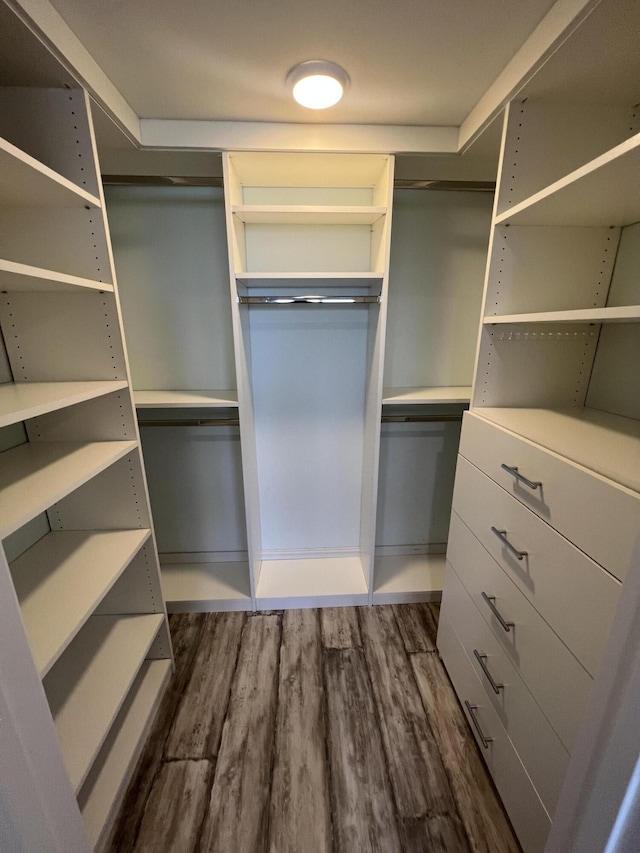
[[442, 565, 570, 815], [447, 511, 594, 751], [452, 454, 622, 677], [459, 411, 639, 582], [437, 611, 551, 853]]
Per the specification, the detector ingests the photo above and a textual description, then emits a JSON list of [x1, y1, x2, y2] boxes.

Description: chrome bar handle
[[481, 592, 514, 633], [464, 700, 493, 748], [501, 464, 542, 491], [491, 526, 528, 561], [473, 650, 504, 694]]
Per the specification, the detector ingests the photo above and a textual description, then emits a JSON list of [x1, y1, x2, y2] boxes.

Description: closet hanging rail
[[381, 414, 463, 423], [237, 295, 381, 305], [138, 418, 240, 427]]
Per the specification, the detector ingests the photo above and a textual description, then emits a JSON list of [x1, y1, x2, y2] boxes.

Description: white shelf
[[496, 133, 640, 226], [78, 658, 172, 850], [236, 271, 383, 287], [256, 556, 369, 608], [44, 613, 164, 793], [0, 440, 138, 539], [484, 306, 640, 325], [0, 136, 101, 209], [0, 380, 128, 428], [11, 529, 151, 676], [134, 389, 239, 408], [382, 386, 472, 405], [475, 407, 640, 494], [0, 259, 113, 294], [232, 205, 386, 224], [372, 554, 446, 604], [160, 561, 251, 612]]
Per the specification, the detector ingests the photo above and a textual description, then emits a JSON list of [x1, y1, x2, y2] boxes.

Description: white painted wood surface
[[256, 557, 369, 608], [134, 389, 238, 408], [0, 380, 127, 427], [382, 386, 471, 404], [232, 205, 386, 224], [160, 561, 252, 612], [0, 258, 114, 293], [485, 306, 640, 324], [372, 554, 445, 604]]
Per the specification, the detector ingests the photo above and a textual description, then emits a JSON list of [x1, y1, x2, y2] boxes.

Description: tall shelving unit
[[438, 2, 640, 849], [0, 40, 172, 853]]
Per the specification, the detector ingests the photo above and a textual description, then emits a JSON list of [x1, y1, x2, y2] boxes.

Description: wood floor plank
[[107, 614, 204, 853], [324, 648, 402, 853], [399, 816, 471, 853], [392, 602, 440, 653], [200, 615, 281, 853], [134, 760, 213, 852], [358, 606, 460, 822], [320, 606, 361, 649], [269, 610, 331, 853], [165, 611, 247, 760], [411, 652, 520, 853]]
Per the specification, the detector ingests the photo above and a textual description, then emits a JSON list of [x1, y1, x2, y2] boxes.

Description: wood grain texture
[[324, 648, 402, 853], [269, 610, 332, 853], [165, 612, 247, 760], [398, 816, 471, 853], [107, 614, 203, 853], [392, 602, 439, 653], [411, 652, 520, 853], [359, 606, 459, 821], [200, 615, 281, 853], [134, 760, 213, 853], [320, 606, 361, 649]]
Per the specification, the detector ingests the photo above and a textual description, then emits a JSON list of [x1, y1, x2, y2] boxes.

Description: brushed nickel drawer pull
[[491, 526, 528, 560], [501, 464, 542, 490], [473, 649, 504, 694], [464, 700, 493, 748], [481, 592, 514, 633]]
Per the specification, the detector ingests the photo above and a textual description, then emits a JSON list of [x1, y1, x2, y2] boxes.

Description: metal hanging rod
[[139, 418, 240, 427], [381, 414, 463, 423], [238, 295, 380, 305]]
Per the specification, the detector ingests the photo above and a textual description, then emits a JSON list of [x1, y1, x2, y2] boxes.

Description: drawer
[[447, 511, 593, 751], [437, 611, 551, 853], [452, 454, 621, 676], [459, 411, 639, 581], [442, 565, 569, 815]]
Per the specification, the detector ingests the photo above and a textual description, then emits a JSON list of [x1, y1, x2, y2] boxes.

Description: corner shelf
[[160, 560, 251, 612], [0, 380, 128, 428], [372, 553, 446, 604], [0, 259, 113, 294], [232, 205, 386, 224], [44, 613, 164, 793], [11, 529, 151, 676], [484, 306, 640, 325], [0, 136, 101, 209], [134, 389, 239, 408], [382, 386, 472, 405], [0, 440, 138, 538]]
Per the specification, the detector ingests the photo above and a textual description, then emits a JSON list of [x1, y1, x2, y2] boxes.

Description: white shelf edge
[[44, 613, 164, 793], [0, 440, 138, 539], [484, 306, 640, 325], [382, 386, 472, 405], [232, 204, 387, 224], [0, 259, 113, 294], [134, 389, 239, 408], [0, 380, 129, 428], [161, 561, 252, 612], [11, 529, 152, 676], [78, 659, 172, 850], [236, 271, 383, 285], [0, 136, 102, 208]]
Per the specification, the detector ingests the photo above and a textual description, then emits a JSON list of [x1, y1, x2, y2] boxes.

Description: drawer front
[[442, 565, 569, 814], [452, 454, 621, 676], [447, 511, 593, 750], [459, 411, 639, 582], [437, 611, 551, 853]]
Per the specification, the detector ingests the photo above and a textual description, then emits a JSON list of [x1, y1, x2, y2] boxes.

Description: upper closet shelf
[[231, 205, 386, 224], [0, 259, 113, 294], [474, 407, 640, 494], [0, 440, 137, 539], [0, 380, 128, 428], [484, 306, 640, 325], [0, 137, 101, 209], [236, 272, 384, 287], [495, 133, 640, 226], [134, 389, 239, 408], [382, 386, 472, 405]]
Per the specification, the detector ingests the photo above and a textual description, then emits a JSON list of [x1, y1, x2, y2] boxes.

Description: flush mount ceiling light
[[286, 60, 350, 110]]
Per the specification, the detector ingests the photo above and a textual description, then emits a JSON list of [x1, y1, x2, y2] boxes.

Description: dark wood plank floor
[[108, 604, 521, 853]]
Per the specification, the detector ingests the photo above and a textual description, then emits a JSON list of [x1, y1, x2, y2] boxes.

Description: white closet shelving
[[0, 44, 172, 852]]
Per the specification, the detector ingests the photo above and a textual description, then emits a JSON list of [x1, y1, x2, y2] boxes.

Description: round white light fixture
[[286, 60, 349, 110]]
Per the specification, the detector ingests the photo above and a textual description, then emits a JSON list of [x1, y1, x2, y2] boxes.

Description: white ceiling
[[45, 0, 557, 126]]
